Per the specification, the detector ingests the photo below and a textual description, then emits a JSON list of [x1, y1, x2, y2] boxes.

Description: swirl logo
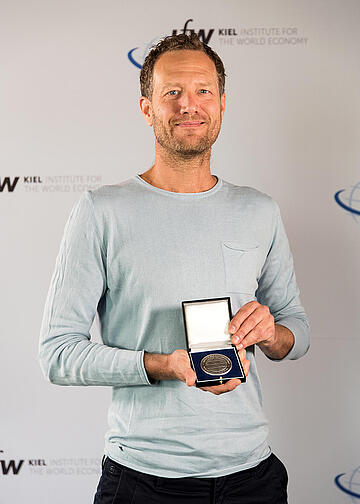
[[334, 183, 360, 221], [335, 467, 360, 501], [127, 38, 160, 69]]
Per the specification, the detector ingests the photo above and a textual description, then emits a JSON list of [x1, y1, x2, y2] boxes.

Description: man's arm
[[228, 201, 310, 361], [39, 192, 151, 387]]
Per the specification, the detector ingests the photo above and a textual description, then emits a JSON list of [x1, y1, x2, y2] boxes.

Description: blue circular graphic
[[127, 38, 160, 70], [335, 467, 360, 500], [127, 48, 142, 69], [334, 182, 360, 216]]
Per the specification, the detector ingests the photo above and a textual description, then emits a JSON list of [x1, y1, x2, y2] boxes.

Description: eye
[[167, 90, 179, 96], [199, 89, 210, 94]]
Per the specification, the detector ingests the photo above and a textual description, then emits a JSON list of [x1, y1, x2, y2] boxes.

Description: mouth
[[174, 121, 206, 128]]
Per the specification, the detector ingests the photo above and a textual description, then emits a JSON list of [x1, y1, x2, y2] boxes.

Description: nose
[[178, 91, 198, 115]]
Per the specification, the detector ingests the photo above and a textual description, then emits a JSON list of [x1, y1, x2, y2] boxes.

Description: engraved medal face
[[200, 353, 232, 376]]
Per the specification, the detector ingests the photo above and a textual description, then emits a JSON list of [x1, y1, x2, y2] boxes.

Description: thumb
[[185, 368, 197, 387]]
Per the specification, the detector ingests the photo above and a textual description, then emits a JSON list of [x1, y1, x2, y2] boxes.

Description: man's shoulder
[[86, 177, 141, 209], [90, 177, 135, 196], [221, 179, 278, 212]]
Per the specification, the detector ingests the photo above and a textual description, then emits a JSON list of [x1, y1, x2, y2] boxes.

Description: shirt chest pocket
[[221, 241, 261, 294]]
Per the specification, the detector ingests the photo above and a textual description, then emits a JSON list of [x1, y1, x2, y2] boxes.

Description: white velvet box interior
[[184, 299, 232, 351]]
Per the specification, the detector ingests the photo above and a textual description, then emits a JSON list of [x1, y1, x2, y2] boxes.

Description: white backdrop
[[1, 1, 360, 502]]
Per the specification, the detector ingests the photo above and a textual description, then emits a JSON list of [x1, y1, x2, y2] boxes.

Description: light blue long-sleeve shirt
[[39, 175, 310, 478]]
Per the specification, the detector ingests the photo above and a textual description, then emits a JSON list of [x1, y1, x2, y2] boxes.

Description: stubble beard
[[152, 114, 222, 160]]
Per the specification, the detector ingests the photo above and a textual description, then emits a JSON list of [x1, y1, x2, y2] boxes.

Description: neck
[[140, 142, 217, 193]]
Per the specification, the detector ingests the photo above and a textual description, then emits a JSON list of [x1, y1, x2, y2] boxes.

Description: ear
[[139, 96, 153, 127], [220, 93, 226, 119]]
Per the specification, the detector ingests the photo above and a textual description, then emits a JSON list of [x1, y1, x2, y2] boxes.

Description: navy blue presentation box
[[182, 297, 246, 387]]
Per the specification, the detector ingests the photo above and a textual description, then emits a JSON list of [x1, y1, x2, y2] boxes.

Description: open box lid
[[182, 297, 232, 351]]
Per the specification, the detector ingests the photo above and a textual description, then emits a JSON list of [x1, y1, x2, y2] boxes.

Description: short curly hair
[[140, 33, 226, 99]]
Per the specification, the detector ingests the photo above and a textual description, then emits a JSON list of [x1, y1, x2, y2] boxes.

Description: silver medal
[[200, 353, 232, 376]]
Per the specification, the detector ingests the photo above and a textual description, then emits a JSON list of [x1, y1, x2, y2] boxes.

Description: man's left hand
[[229, 301, 275, 350]]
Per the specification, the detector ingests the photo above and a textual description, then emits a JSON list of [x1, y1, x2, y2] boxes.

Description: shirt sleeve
[[39, 192, 152, 386], [256, 201, 310, 361]]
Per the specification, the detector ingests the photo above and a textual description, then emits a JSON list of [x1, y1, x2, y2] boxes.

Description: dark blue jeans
[[93, 453, 288, 503]]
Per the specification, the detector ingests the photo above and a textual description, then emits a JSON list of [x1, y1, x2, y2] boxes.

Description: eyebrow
[[160, 82, 215, 91]]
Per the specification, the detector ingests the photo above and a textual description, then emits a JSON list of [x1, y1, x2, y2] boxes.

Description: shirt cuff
[[137, 349, 155, 385], [273, 316, 310, 361]]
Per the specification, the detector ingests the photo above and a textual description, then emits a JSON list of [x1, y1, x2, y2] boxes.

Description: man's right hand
[[144, 349, 250, 395]]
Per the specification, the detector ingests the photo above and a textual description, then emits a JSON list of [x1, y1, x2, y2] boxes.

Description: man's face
[[141, 50, 226, 158]]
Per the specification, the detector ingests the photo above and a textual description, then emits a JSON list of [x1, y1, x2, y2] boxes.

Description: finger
[[242, 358, 250, 377], [200, 378, 241, 395], [237, 347, 246, 363], [240, 319, 274, 349], [230, 309, 264, 345], [228, 301, 259, 334], [236, 348, 250, 377], [231, 305, 272, 341], [232, 308, 273, 347], [203, 379, 241, 395], [185, 368, 197, 387]]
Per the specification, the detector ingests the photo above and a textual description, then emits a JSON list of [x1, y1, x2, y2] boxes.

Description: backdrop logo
[[128, 38, 160, 70], [0, 450, 25, 476], [0, 174, 102, 195], [172, 19, 214, 44], [335, 466, 360, 500], [0, 176, 20, 192], [334, 182, 360, 221], [0, 449, 100, 477], [127, 19, 215, 70], [127, 19, 308, 69]]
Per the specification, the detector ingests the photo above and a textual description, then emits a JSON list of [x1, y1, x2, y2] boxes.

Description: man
[[39, 33, 310, 503]]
